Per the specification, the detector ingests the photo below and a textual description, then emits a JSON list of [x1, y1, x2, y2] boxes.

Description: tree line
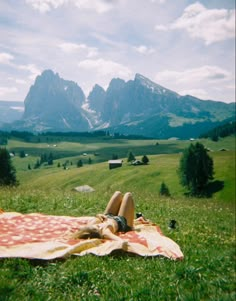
[[199, 121, 235, 141], [0, 130, 151, 145]]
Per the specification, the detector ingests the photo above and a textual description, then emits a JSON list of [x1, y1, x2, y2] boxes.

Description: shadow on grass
[[205, 180, 225, 197], [184, 180, 225, 198]]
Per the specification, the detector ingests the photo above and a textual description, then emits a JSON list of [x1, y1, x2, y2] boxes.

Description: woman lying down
[[72, 191, 134, 242]]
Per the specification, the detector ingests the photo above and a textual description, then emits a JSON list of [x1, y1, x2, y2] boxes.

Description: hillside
[[200, 121, 236, 140], [2, 135, 235, 202], [0, 136, 235, 300]]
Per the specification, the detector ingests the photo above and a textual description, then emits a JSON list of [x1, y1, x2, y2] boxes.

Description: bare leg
[[118, 192, 134, 228], [104, 191, 123, 216]]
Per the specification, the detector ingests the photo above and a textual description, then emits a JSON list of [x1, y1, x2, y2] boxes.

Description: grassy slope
[[0, 136, 235, 300]]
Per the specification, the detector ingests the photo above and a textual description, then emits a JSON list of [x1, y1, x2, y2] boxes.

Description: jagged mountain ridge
[[1, 70, 235, 138], [23, 70, 89, 132], [86, 73, 234, 137], [99, 74, 184, 126]]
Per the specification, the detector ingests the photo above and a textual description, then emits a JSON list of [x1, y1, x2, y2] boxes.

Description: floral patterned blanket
[[0, 211, 183, 260]]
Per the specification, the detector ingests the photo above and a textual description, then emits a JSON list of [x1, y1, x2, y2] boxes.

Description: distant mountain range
[[1, 70, 235, 139], [0, 101, 24, 126]]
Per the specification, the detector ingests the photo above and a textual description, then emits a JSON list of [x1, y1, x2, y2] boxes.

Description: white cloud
[[155, 2, 235, 44], [16, 79, 28, 85], [154, 65, 235, 102], [1, 1, 234, 103], [78, 58, 132, 78], [59, 42, 86, 53], [25, 0, 67, 13], [18, 64, 41, 81], [155, 24, 168, 31], [0, 52, 14, 64], [25, 0, 116, 13], [150, 0, 166, 3], [133, 45, 155, 55], [59, 42, 98, 57], [155, 65, 232, 84], [155, 65, 234, 101], [73, 0, 115, 13], [0, 54, 40, 82], [0, 86, 18, 96], [7, 77, 27, 85], [178, 88, 208, 99]]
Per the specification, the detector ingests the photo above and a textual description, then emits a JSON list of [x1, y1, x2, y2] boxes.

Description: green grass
[[0, 136, 235, 300]]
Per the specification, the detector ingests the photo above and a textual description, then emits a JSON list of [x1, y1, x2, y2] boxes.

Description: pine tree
[[179, 142, 214, 195], [77, 159, 83, 167], [0, 148, 18, 186], [40, 153, 47, 165], [159, 182, 171, 197], [142, 155, 149, 165], [47, 152, 53, 165], [19, 150, 26, 158], [34, 159, 40, 169], [127, 151, 135, 163]]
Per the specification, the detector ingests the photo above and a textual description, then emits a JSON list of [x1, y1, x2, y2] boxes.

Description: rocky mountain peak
[[135, 73, 178, 96], [41, 69, 58, 79], [107, 78, 126, 92], [89, 84, 105, 96], [33, 69, 59, 87], [88, 84, 106, 113], [22, 70, 88, 131]]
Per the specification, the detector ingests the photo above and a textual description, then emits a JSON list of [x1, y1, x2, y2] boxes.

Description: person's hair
[[72, 225, 102, 239]]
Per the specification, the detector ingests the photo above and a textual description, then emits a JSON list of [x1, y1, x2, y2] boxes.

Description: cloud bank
[[156, 2, 235, 44], [0, 1, 235, 103]]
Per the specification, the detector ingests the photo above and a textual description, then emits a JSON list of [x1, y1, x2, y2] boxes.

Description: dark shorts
[[105, 214, 132, 233]]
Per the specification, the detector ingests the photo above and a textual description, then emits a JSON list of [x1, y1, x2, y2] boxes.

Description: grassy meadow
[[0, 136, 235, 300]]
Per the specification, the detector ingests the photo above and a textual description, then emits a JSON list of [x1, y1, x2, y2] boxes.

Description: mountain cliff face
[[1, 70, 234, 138], [23, 70, 89, 131], [87, 84, 106, 113], [100, 74, 181, 125]]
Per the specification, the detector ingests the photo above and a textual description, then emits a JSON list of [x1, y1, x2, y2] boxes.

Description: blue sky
[[0, 0, 235, 103]]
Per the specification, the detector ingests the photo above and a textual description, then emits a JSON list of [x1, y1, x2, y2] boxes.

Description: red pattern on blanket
[[0, 213, 90, 246], [0, 211, 184, 260]]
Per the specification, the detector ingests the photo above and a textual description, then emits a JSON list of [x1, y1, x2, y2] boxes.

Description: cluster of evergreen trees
[[178, 142, 214, 196], [33, 152, 54, 169], [127, 152, 149, 165], [159, 142, 214, 197], [200, 121, 235, 141]]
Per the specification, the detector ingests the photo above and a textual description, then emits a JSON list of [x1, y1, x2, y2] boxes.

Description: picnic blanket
[[0, 210, 183, 260]]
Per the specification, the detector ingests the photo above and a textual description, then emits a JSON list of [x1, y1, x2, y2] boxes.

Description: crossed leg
[[104, 191, 135, 228]]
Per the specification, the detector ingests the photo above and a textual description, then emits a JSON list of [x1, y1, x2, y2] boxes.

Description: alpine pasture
[[0, 135, 235, 301]]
